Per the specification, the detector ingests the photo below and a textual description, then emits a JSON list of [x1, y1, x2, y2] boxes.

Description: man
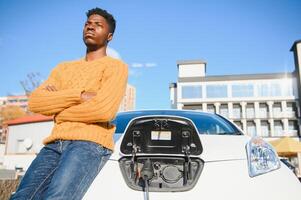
[[11, 8, 128, 200]]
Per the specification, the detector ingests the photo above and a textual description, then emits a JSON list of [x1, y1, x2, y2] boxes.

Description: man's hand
[[44, 84, 58, 91], [81, 91, 96, 102]]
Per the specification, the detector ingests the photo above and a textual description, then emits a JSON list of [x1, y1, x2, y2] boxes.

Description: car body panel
[[111, 135, 249, 161], [84, 159, 301, 200]]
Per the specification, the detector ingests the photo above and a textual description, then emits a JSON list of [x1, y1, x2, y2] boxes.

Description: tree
[[0, 105, 27, 122]]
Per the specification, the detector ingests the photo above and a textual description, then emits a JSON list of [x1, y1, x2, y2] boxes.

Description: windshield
[[191, 114, 239, 135], [112, 111, 240, 137]]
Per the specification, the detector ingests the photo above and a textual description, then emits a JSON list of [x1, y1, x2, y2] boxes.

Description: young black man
[[11, 8, 128, 200]]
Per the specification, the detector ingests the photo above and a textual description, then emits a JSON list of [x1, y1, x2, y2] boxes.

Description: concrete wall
[[6, 121, 53, 154], [3, 155, 37, 170], [179, 63, 206, 78], [3, 121, 53, 170]]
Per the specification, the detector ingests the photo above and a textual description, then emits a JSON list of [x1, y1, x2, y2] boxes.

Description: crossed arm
[[28, 64, 83, 116], [28, 63, 128, 123], [43, 84, 96, 102]]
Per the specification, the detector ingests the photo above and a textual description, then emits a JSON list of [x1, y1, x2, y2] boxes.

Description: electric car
[[83, 110, 301, 200]]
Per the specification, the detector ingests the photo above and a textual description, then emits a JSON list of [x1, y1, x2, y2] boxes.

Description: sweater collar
[[81, 55, 110, 63]]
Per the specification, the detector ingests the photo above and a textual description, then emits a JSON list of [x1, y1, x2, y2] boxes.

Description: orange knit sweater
[[28, 56, 128, 150]]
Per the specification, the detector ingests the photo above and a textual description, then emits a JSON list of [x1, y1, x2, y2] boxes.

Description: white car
[[84, 110, 301, 200]]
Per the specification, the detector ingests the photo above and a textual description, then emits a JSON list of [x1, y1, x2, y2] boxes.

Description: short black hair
[[86, 7, 116, 34]]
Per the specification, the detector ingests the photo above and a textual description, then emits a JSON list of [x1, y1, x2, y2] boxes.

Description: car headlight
[[246, 137, 281, 177]]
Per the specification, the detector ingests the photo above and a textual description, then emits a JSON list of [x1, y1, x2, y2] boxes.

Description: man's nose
[[86, 25, 95, 31]]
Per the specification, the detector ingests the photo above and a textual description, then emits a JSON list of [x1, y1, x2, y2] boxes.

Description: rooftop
[[178, 72, 295, 82], [4, 115, 53, 126], [290, 39, 301, 51], [177, 60, 206, 66]]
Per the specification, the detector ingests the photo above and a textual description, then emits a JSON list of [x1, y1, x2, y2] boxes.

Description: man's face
[[83, 14, 113, 48]]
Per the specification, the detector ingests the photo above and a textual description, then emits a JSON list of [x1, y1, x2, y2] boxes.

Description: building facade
[[170, 40, 301, 139], [6, 95, 28, 112], [119, 84, 136, 112]]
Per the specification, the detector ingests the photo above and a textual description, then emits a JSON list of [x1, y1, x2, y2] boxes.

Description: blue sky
[[0, 0, 300, 109]]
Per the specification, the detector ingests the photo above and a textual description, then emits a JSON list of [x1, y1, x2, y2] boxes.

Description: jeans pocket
[[94, 144, 111, 156], [96, 148, 112, 173], [94, 144, 105, 154]]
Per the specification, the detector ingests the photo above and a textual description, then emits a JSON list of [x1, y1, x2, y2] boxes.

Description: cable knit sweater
[[28, 56, 128, 150]]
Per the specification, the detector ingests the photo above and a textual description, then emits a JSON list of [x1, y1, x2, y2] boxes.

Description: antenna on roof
[[20, 72, 43, 96]]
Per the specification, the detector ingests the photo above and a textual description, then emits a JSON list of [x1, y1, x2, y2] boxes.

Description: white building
[[3, 115, 53, 170], [170, 40, 301, 139]]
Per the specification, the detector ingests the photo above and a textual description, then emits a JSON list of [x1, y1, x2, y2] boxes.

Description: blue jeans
[[10, 140, 112, 200]]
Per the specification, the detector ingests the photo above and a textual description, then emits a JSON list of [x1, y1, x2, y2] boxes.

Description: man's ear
[[107, 33, 113, 42]]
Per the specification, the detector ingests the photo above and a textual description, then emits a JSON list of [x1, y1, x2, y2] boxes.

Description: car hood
[[111, 134, 250, 162], [198, 135, 250, 161]]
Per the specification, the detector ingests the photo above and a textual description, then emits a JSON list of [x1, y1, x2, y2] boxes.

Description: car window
[[191, 115, 238, 135]]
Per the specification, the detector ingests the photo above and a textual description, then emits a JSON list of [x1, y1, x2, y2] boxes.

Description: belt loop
[[59, 140, 63, 152]]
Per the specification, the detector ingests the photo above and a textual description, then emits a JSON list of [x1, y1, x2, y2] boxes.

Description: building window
[[219, 104, 229, 118], [270, 83, 282, 96], [232, 84, 254, 97], [257, 83, 282, 97], [286, 102, 297, 118], [19, 99, 28, 103], [274, 120, 283, 136], [257, 84, 268, 97], [207, 104, 215, 113], [246, 103, 255, 119], [234, 121, 242, 130], [260, 120, 269, 137], [247, 121, 256, 136], [288, 120, 298, 136], [183, 105, 202, 110], [273, 103, 282, 118], [8, 99, 18, 103], [182, 85, 202, 99], [288, 120, 298, 130], [259, 103, 268, 118], [233, 104, 241, 119], [206, 85, 227, 98], [282, 79, 294, 96]]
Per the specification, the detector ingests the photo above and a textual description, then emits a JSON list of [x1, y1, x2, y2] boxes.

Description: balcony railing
[[285, 112, 297, 118]]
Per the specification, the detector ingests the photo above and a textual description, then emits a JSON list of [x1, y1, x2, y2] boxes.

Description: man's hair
[[86, 7, 116, 34]]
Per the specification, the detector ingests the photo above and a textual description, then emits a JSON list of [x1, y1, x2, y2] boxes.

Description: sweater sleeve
[[55, 63, 128, 123], [28, 64, 83, 116]]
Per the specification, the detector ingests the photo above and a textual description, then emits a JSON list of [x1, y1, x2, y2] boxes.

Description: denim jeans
[[10, 140, 112, 200]]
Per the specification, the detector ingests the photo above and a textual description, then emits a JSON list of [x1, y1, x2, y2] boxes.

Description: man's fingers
[[81, 92, 97, 102], [44, 85, 57, 91], [87, 92, 96, 98], [44, 86, 51, 91], [90, 92, 96, 97], [50, 85, 57, 91], [46, 86, 54, 91]]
